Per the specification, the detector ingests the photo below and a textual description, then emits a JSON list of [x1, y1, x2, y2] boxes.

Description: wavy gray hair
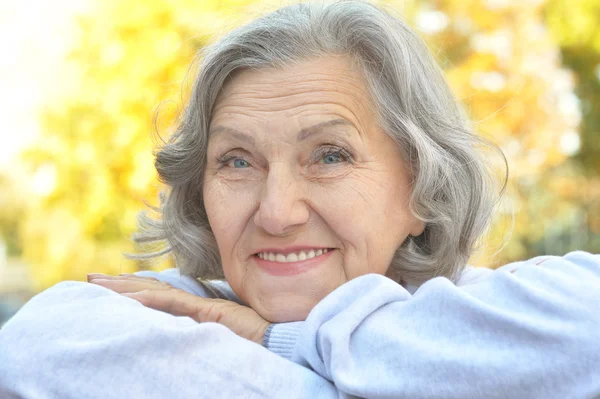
[[128, 0, 507, 287]]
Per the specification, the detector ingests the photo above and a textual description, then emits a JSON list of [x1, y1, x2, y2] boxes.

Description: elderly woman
[[1, 1, 599, 398]]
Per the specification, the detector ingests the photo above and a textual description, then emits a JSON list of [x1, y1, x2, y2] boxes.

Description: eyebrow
[[209, 118, 353, 144], [208, 126, 256, 145], [296, 118, 354, 141]]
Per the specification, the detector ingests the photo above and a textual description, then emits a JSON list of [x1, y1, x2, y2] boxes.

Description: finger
[[89, 278, 172, 294], [87, 273, 159, 283], [122, 289, 210, 320], [118, 273, 162, 280]]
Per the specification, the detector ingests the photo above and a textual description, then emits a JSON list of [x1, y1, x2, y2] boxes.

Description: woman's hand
[[86, 273, 270, 345]]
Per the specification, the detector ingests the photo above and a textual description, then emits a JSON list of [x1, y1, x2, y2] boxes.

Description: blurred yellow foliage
[[3, 0, 598, 291]]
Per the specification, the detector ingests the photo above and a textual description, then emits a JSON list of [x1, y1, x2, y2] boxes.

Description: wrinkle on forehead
[[211, 56, 374, 120]]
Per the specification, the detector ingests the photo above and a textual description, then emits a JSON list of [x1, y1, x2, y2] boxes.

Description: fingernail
[[87, 273, 106, 282]]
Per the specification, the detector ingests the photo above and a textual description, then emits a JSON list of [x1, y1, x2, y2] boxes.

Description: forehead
[[210, 55, 374, 125]]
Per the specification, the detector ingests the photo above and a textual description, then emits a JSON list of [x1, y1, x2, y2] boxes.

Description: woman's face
[[204, 55, 424, 322]]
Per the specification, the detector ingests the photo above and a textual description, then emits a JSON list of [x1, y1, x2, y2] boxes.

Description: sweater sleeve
[[0, 280, 347, 399], [265, 251, 600, 399]]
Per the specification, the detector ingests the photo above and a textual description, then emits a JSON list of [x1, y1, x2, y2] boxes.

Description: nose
[[254, 165, 310, 236]]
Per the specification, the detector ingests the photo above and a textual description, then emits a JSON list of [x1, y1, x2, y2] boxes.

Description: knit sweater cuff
[[262, 321, 303, 360]]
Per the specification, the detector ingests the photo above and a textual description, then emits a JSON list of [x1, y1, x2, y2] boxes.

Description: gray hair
[[128, 0, 507, 287]]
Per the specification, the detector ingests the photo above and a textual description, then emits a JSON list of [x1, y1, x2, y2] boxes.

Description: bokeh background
[[1, 0, 599, 324]]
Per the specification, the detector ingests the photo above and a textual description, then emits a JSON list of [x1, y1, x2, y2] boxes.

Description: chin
[[255, 300, 315, 323]]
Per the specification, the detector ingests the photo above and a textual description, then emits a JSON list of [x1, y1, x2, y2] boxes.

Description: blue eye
[[231, 158, 249, 168], [321, 152, 343, 164]]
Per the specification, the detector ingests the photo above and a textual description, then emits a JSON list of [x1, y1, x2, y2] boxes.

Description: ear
[[409, 219, 425, 237]]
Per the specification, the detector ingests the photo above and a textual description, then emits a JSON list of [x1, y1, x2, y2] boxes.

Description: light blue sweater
[[0, 251, 599, 398]]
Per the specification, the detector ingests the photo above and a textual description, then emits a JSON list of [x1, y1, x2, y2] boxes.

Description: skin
[[90, 55, 425, 341], [203, 55, 424, 323], [87, 273, 270, 344], [86, 253, 545, 344]]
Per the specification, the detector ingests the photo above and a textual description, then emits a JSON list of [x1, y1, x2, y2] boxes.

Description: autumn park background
[[1, 0, 599, 323]]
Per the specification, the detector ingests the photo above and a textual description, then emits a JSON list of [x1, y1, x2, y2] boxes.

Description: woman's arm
[[0, 281, 345, 399], [265, 251, 600, 399]]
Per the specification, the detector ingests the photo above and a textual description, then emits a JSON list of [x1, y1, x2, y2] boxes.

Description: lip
[[253, 248, 334, 277]]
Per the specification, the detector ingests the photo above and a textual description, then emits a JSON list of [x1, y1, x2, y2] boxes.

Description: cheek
[[315, 174, 412, 274], [320, 172, 400, 231], [203, 179, 254, 258]]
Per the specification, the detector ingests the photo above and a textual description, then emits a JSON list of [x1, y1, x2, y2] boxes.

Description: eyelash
[[216, 144, 354, 168], [216, 152, 249, 169], [311, 145, 354, 165]]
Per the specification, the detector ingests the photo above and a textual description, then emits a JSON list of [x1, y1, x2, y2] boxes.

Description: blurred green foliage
[[0, 0, 598, 291]]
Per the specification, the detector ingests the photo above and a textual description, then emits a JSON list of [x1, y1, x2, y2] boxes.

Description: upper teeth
[[257, 249, 329, 263]]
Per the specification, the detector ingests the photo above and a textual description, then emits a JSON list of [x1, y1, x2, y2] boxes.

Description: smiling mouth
[[254, 248, 334, 263]]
